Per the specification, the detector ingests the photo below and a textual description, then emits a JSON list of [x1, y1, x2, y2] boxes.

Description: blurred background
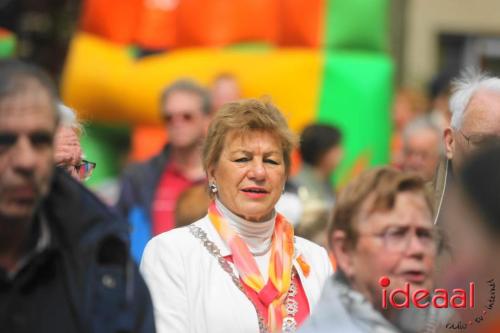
[[2, 0, 500, 203]]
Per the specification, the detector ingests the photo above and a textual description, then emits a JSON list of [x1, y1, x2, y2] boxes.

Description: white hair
[[57, 103, 83, 134], [449, 69, 500, 129], [403, 115, 444, 154]]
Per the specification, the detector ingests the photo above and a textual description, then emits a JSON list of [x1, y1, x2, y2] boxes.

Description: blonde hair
[[203, 98, 297, 177]]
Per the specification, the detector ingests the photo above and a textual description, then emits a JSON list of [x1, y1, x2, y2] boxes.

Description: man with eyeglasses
[[301, 167, 449, 333], [54, 103, 96, 181], [0, 60, 155, 333], [117, 79, 211, 261], [434, 71, 500, 223]]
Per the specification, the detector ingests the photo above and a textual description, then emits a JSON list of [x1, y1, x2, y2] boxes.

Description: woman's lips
[[241, 187, 269, 199], [400, 271, 427, 284]]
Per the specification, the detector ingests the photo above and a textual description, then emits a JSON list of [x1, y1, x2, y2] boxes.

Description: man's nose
[[12, 136, 37, 173]]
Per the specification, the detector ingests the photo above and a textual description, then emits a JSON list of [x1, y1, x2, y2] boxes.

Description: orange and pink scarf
[[208, 201, 309, 332]]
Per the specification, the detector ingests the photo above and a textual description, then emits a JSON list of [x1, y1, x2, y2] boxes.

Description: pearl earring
[[209, 182, 218, 193]]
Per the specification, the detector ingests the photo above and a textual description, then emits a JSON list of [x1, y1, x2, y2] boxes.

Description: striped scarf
[[208, 201, 299, 332]]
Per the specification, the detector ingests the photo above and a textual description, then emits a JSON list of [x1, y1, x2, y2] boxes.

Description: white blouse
[[140, 203, 333, 333]]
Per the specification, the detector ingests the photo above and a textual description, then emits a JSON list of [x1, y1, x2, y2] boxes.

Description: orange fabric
[[176, 0, 278, 47], [80, 0, 141, 44], [278, 0, 325, 47], [130, 125, 167, 162], [135, 0, 177, 50], [289, 149, 302, 177], [328, 251, 337, 271]]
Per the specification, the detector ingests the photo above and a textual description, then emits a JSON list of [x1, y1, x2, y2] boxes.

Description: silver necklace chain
[[188, 224, 298, 333]]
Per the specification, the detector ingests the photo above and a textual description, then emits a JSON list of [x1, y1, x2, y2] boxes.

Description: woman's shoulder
[[143, 215, 211, 255], [294, 236, 328, 255], [294, 236, 333, 276]]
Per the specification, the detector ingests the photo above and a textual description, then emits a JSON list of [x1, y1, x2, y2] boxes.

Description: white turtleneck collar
[[215, 198, 275, 256]]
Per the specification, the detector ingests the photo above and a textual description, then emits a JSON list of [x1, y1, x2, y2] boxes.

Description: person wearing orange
[[140, 99, 333, 333]]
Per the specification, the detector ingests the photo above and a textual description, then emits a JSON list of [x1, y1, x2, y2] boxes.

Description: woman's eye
[[234, 157, 249, 163], [264, 159, 279, 165], [417, 230, 433, 240], [387, 228, 406, 238]]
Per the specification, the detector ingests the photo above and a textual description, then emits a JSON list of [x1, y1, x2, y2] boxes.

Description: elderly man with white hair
[[434, 70, 500, 222], [54, 103, 96, 181]]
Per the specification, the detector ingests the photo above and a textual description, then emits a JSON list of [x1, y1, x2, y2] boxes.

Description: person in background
[[434, 70, 500, 223], [116, 79, 211, 261], [301, 167, 447, 333], [140, 99, 333, 333], [174, 183, 211, 228], [391, 88, 428, 167], [54, 103, 96, 182], [211, 72, 241, 113], [440, 144, 500, 333], [292, 123, 343, 246], [0, 59, 155, 333], [401, 115, 443, 182]]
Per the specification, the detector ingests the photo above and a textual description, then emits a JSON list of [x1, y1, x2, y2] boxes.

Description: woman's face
[[341, 191, 436, 306], [209, 130, 286, 222]]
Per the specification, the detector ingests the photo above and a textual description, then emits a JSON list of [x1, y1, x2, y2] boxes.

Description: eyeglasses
[[359, 226, 439, 254], [458, 129, 500, 148], [163, 112, 195, 124], [65, 159, 96, 181], [77, 160, 96, 181]]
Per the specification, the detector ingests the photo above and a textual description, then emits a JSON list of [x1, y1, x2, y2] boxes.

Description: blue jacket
[[116, 145, 171, 262]]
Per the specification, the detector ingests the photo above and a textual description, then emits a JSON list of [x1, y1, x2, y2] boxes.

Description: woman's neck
[[215, 199, 275, 255]]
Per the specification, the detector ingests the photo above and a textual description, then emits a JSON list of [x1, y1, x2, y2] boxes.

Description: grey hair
[[160, 79, 212, 115], [449, 69, 500, 129], [0, 59, 58, 118], [57, 103, 83, 135], [403, 115, 444, 154]]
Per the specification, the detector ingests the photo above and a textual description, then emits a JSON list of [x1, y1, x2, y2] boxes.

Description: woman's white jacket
[[140, 215, 333, 333]]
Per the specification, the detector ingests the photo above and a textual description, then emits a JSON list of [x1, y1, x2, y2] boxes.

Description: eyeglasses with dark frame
[[77, 160, 96, 181], [457, 129, 500, 148], [65, 159, 96, 181]]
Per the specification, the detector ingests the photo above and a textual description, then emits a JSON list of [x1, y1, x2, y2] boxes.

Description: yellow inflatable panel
[[61, 33, 322, 132]]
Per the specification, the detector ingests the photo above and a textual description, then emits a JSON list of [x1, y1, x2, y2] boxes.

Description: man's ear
[[331, 230, 356, 278], [444, 127, 455, 160]]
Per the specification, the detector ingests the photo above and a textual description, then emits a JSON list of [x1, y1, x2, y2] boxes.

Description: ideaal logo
[[379, 276, 475, 309], [378, 276, 496, 330], [445, 279, 496, 330]]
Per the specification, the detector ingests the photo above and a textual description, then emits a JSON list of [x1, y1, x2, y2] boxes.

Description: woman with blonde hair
[[140, 99, 333, 333]]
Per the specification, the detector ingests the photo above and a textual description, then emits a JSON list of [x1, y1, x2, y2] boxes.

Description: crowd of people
[[1, 57, 499, 333]]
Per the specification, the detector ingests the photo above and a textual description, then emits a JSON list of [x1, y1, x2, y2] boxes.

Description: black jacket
[[0, 168, 156, 333]]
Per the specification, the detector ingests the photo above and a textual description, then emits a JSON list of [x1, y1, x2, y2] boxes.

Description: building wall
[[403, 0, 500, 87]]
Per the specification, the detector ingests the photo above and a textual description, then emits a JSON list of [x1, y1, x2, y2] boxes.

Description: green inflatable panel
[[325, 0, 388, 52], [80, 123, 131, 186], [318, 51, 393, 188], [0, 32, 16, 59]]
